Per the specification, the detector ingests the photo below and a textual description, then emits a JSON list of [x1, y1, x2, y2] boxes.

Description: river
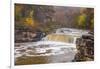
[[15, 42, 76, 65]]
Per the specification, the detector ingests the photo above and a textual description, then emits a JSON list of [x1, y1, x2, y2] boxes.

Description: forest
[[15, 4, 94, 34], [15, 4, 94, 43]]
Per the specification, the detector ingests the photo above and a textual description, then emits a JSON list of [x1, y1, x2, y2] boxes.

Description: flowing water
[[15, 29, 89, 65], [15, 42, 76, 65]]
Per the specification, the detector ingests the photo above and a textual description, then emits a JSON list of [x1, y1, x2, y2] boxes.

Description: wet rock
[[75, 32, 94, 61], [15, 30, 45, 42]]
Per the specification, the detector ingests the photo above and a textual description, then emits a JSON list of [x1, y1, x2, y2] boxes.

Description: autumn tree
[[15, 4, 55, 32], [77, 8, 94, 30]]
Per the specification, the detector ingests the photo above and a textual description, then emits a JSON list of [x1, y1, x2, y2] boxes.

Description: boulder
[[75, 32, 94, 61]]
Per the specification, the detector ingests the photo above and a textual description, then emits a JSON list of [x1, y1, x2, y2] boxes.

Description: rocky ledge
[[74, 32, 94, 61]]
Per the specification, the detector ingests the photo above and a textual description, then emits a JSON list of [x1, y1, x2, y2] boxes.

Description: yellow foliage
[[78, 14, 86, 26], [24, 17, 36, 27]]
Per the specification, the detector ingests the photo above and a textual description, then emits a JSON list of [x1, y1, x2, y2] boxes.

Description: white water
[[15, 41, 77, 63], [15, 28, 89, 63]]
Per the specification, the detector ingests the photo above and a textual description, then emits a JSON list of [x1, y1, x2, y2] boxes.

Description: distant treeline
[[15, 4, 94, 33]]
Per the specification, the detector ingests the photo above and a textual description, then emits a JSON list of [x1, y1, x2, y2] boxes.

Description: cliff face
[[75, 32, 94, 61]]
